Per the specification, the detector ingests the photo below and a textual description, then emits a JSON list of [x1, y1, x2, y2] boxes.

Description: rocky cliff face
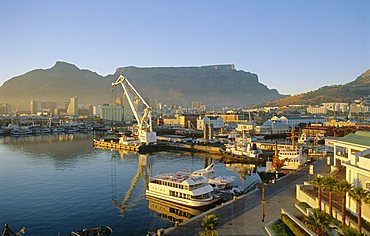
[[0, 62, 283, 109]]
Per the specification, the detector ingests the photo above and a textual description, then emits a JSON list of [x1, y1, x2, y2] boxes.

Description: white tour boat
[[278, 148, 307, 170], [146, 171, 217, 207]]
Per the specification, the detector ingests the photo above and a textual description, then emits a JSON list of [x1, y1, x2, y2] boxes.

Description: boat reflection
[[225, 163, 261, 190], [146, 196, 207, 224]]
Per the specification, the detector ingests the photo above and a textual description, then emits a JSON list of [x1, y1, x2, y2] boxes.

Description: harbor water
[[0, 133, 259, 235]]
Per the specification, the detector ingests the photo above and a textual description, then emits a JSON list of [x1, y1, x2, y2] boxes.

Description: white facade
[[263, 116, 326, 128], [93, 105, 100, 117], [197, 116, 224, 130], [67, 96, 78, 116], [350, 103, 369, 114], [236, 122, 256, 132], [323, 103, 349, 112], [100, 104, 124, 122], [307, 106, 328, 114], [331, 132, 370, 222]]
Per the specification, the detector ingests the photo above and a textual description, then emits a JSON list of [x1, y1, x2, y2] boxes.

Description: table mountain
[[0, 61, 283, 109]]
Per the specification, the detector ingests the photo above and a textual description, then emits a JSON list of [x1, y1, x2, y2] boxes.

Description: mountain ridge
[[267, 69, 370, 106], [0, 62, 283, 109]]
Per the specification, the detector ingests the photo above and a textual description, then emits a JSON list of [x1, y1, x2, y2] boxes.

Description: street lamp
[[261, 182, 266, 222]]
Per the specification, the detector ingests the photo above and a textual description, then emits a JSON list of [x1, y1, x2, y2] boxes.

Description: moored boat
[[146, 171, 218, 207], [208, 176, 236, 189], [191, 163, 215, 177], [278, 148, 307, 170]]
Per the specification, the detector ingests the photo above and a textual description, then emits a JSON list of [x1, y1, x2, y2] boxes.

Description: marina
[[0, 133, 259, 235]]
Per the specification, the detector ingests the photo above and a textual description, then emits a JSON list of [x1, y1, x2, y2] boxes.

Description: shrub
[[297, 202, 310, 210], [270, 219, 294, 236], [281, 214, 310, 236]]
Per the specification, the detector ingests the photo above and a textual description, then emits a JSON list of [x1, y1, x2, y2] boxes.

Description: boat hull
[[145, 190, 217, 207]]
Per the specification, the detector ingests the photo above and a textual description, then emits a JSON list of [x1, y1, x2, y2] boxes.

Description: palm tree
[[199, 214, 219, 236], [305, 209, 331, 236], [349, 187, 370, 234], [335, 180, 353, 225], [323, 176, 338, 217], [313, 176, 325, 211]]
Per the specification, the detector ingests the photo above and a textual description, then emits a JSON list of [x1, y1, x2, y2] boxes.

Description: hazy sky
[[0, 0, 369, 95]]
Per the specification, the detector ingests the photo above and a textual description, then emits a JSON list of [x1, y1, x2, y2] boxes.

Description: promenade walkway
[[164, 158, 327, 236]]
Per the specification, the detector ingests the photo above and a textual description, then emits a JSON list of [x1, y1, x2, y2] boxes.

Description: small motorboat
[[70, 226, 112, 236], [191, 163, 215, 177]]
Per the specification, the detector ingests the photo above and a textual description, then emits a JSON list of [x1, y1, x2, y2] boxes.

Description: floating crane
[[112, 75, 157, 145]]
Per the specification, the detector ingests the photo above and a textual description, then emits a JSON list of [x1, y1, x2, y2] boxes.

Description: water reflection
[[111, 154, 151, 215], [0, 134, 95, 168], [225, 163, 261, 189], [146, 196, 204, 224]]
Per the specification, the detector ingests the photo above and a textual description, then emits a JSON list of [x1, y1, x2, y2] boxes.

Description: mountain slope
[[0, 62, 283, 109], [0, 62, 111, 108], [267, 69, 370, 106]]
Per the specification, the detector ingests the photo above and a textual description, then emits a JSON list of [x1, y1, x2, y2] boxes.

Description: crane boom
[[112, 75, 157, 144]]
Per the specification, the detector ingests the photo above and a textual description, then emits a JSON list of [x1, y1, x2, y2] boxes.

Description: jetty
[[93, 139, 162, 154]]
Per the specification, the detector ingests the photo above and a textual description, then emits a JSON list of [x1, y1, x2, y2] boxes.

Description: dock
[[93, 139, 223, 155], [93, 139, 163, 154], [163, 158, 326, 236]]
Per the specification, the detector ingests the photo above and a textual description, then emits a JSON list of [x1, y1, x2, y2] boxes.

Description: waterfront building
[[30, 100, 57, 115], [263, 115, 326, 128], [307, 103, 350, 115], [219, 113, 247, 123], [254, 125, 271, 134], [0, 103, 11, 115], [196, 116, 224, 130], [342, 148, 370, 222], [93, 105, 99, 117], [191, 101, 202, 110], [178, 114, 198, 128], [323, 102, 349, 112], [307, 106, 328, 114], [349, 103, 369, 114], [330, 131, 370, 168], [99, 104, 124, 122], [329, 132, 370, 222], [163, 116, 180, 127], [235, 122, 256, 133], [67, 96, 78, 116], [323, 120, 357, 128]]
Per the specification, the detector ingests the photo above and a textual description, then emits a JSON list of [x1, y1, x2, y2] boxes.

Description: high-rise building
[[0, 103, 11, 115], [67, 96, 78, 116], [192, 101, 202, 109], [30, 100, 42, 115], [30, 100, 57, 115]]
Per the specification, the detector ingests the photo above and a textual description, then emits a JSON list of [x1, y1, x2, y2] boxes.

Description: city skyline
[[0, 0, 369, 95]]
